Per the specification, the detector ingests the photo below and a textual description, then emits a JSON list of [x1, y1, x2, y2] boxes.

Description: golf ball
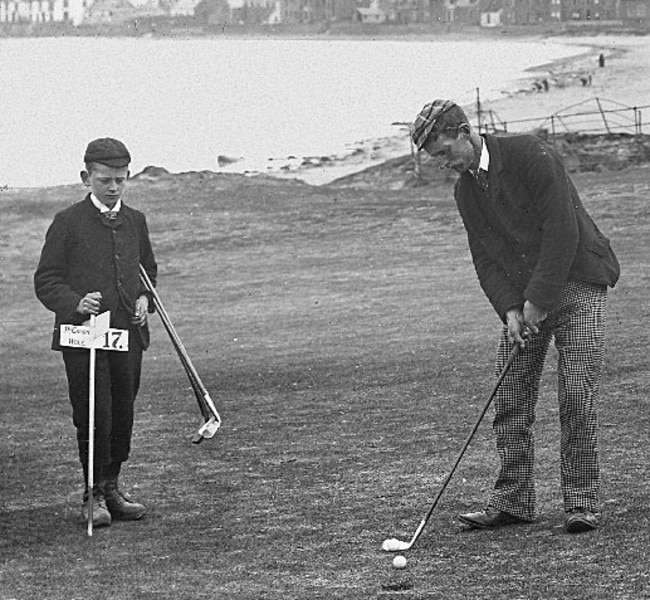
[[392, 555, 407, 569]]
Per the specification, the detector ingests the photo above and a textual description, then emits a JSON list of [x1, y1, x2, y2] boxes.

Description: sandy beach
[[483, 35, 650, 127], [282, 34, 650, 185]]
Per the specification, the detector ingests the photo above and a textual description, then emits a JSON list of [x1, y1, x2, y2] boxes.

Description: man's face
[[81, 163, 129, 208], [421, 127, 478, 174]]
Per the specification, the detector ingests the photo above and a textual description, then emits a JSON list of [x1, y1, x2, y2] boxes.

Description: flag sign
[[60, 311, 129, 351]]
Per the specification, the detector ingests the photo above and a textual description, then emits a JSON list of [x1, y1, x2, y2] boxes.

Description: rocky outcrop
[[328, 133, 650, 189]]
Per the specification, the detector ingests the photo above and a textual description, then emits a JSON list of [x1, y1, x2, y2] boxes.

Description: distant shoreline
[[0, 19, 646, 42], [219, 35, 627, 187], [1, 31, 647, 190], [265, 33, 648, 185]]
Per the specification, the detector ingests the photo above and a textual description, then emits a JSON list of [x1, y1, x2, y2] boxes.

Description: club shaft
[[160, 305, 214, 420], [156, 299, 210, 419], [147, 285, 208, 418], [152, 295, 216, 430], [140, 266, 206, 390], [409, 344, 520, 547], [139, 265, 220, 425], [140, 268, 198, 381]]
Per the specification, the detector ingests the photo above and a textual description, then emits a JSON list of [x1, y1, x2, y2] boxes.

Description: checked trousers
[[488, 281, 608, 521]]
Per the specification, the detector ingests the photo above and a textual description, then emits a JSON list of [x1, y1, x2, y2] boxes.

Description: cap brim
[[412, 124, 434, 151], [91, 157, 131, 168]]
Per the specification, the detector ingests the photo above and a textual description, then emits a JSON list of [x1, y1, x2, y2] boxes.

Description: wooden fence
[[477, 97, 647, 139]]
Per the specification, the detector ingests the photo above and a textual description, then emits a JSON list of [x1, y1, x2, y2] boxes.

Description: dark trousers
[[62, 328, 143, 481]]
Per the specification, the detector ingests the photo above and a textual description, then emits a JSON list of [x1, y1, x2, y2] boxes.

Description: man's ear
[[80, 170, 90, 186], [458, 123, 471, 137]]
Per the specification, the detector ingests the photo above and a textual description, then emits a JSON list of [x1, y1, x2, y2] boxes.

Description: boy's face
[[81, 163, 129, 208], [421, 126, 478, 174]]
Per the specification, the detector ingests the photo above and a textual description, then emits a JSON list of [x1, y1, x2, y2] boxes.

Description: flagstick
[[87, 314, 97, 537]]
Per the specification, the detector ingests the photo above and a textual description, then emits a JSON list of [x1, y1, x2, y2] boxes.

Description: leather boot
[[81, 488, 112, 528], [101, 478, 146, 521]]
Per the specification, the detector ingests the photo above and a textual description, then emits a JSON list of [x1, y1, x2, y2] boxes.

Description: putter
[[139, 265, 222, 442], [382, 343, 520, 552]]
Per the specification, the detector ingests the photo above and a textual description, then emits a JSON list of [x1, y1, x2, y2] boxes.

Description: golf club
[[148, 284, 211, 422], [139, 265, 222, 443], [152, 296, 220, 443], [382, 343, 520, 552]]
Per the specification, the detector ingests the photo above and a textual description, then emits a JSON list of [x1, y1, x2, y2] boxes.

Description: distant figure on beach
[[599, 53, 606, 68], [532, 79, 549, 92], [410, 99, 620, 535], [34, 138, 157, 530]]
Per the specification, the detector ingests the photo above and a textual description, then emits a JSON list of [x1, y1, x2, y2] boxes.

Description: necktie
[[104, 210, 118, 221], [476, 169, 488, 192]]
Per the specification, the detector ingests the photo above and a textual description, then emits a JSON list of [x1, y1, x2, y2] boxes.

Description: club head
[[198, 416, 220, 438], [190, 416, 221, 444], [382, 538, 412, 552]]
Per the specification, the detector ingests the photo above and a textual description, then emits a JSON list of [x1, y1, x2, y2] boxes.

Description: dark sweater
[[455, 134, 620, 320], [34, 195, 157, 350]]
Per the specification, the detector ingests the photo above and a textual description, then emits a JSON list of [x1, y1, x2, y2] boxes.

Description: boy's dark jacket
[[455, 133, 620, 321], [34, 195, 157, 350]]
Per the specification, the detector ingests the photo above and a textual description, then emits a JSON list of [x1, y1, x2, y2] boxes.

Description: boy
[[35, 138, 157, 528]]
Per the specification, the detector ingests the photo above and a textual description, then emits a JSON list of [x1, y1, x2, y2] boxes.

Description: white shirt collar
[[478, 136, 490, 172], [90, 193, 122, 214]]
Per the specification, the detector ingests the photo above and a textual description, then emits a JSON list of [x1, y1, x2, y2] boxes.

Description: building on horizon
[[0, 0, 87, 24], [619, 0, 650, 25], [0, 0, 630, 28], [430, 0, 479, 23]]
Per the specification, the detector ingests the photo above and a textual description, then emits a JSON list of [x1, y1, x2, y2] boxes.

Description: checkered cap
[[411, 100, 456, 150]]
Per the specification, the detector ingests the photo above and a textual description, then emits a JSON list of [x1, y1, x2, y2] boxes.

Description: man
[[34, 138, 157, 528], [412, 100, 619, 533]]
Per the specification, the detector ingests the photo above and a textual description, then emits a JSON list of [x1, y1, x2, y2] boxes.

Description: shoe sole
[[458, 516, 490, 529], [458, 515, 526, 529], [109, 510, 146, 521], [565, 519, 597, 533]]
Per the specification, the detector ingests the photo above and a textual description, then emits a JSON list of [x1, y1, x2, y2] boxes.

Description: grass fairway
[[1, 164, 649, 599]]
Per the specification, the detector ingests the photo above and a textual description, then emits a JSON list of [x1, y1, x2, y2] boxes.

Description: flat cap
[[84, 137, 131, 168], [411, 100, 456, 151]]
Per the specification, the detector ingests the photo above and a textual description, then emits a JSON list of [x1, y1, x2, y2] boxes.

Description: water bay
[[0, 36, 581, 187]]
